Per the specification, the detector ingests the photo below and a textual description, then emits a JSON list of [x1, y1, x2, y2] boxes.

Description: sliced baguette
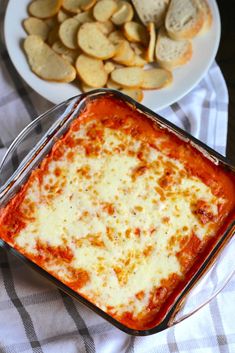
[[111, 1, 134, 25], [73, 9, 94, 23], [131, 0, 169, 28], [108, 30, 126, 48], [123, 21, 148, 45], [24, 35, 76, 82], [93, 0, 117, 22], [81, 82, 96, 92], [111, 67, 143, 88], [146, 22, 156, 63], [52, 40, 80, 64], [121, 88, 143, 102], [78, 22, 115, 59], [165, 0, 204, 40], [96, 21, 115, 35], [57, 9, 70, 23], [23, 17, 50, 41], [197, 0, 212, 34], [112, 40, 135, 66], [104, 61, 116, 74], [59, 18, 80, 49], [106, 79, 122, 90], [141, 68, 172, 89], [76, 54, 108, 87], [63, 0, 96, 13], [28, 0, 63, 18], [155, 28, 192, 69]]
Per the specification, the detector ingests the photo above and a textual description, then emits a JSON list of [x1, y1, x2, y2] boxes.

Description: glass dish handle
[[0, 95, 84, 193], [170, 234, 235, 326]]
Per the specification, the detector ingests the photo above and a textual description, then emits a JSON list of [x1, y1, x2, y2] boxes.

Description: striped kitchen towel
[[0, 2, 235, 353]]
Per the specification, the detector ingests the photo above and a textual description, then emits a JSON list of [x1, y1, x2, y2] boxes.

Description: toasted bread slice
[[81, 0, 96, 11], [111, 1, 134, 25], [141, 68, 172, 89], [73, 9, 94, 23], [52, 40, 80, 64], [121, 88, 143, 102], [111, 67, 143, 88], [155, 28, 192, 69], [113, 40, 135, 66], [81, 82, 96, 92], [24, 35, 76, 82], [104, 61, 116, 74], [78, 22, 115, 59], [132, 0, 169, 28], [28, 0, 63, 18], [146, 22, 156, 63], [57, 9, 70, 22], [123, 21, 148, 45], [93, 0, 117, 22], [198, 0, 212, 34], [23, 17, 50, 41], [59, 18, 80, 49], [165, 0, 204, 40], [130, 42, 145, 56], [106, 79, 122, 90], [131, 54, 147, 67], [63, 0, 96, 13], [96, 21, 115, 35], [108, 30, 125, 48], [76, 54, 108, 87]]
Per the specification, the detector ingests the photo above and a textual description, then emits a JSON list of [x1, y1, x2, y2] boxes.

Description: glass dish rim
[[0, 88, 234, 336]]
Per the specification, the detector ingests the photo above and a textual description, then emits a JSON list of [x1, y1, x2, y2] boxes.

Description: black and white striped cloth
[[1, 2, 235, 352]]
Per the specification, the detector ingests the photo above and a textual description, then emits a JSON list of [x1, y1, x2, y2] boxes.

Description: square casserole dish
[[0, 89, 235, 335]]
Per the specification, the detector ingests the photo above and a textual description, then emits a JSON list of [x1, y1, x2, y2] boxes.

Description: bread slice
[[59, 18, 80, 49], [28, 0, 63, 18], [104, 61, 115, 74], [23, 17, 50, 41], [155, 28, 192, 69], [73, 9, 94, 24], [121, 88, 143, 102], [132, 0, 169, 28], [57, 9, 70, 23], [197, 0, 212, 34], [96, 21, 115, 35], [165, 0, 204, 40], [111, 1, 134, 25], [106, 79, 122, 90], [93, 0, 117, 22], [145, 22, 156, 63], [78, 23, 115, 59], [113, 40, 135, 66], [52, 40, 80, 64], [111, 67, 143, 88], [76, 54, 108, 87], [62, 0, 96, 13], [24, 35, 76, 82], [123, 21, 148, 45], [141, 68, 172, 89]]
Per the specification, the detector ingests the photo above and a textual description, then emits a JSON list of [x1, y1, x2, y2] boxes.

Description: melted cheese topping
[[13, 121, 222, 319], [1, 96, 234, 331]]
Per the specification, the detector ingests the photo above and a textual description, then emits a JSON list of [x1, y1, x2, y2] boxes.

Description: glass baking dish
[[0, 89, 234, 336]]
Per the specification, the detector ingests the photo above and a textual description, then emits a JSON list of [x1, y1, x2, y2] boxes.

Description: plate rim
[[4, 0, 221, 111]]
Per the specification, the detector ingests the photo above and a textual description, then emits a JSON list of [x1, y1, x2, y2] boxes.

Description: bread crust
[[165, 0, 204, 40], [156, 28, 192, 69]]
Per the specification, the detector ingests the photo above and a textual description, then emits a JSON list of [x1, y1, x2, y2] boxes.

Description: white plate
[[4, 0, 220, 111]]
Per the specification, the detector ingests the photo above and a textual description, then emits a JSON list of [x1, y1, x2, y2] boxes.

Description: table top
[[216, 0, 235, 164]]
